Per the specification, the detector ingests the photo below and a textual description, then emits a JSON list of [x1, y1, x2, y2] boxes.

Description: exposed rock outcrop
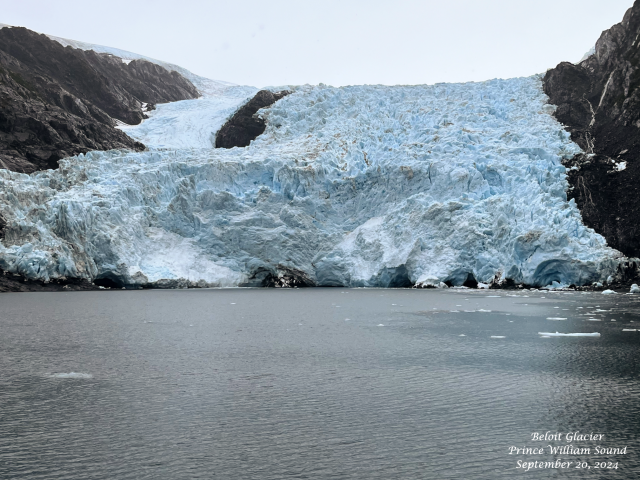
[[544, 1, 640, 258], [0, 269, 99, 292], [0, 26, 199, 173], [215, 90, 289, 148]]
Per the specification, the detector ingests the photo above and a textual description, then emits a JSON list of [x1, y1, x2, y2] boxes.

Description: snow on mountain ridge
[[45, 34, 235, 97], [0, 75, 622, 288], [0, 23, 234, 97]]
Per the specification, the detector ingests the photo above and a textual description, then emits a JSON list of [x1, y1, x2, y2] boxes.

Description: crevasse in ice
[[0, 76, 622, 287]]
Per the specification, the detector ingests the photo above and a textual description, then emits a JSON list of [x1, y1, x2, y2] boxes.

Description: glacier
[[0, 75, 623, 288]]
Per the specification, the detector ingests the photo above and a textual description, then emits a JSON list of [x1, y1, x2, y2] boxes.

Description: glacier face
[[0, 76, 622, 288]]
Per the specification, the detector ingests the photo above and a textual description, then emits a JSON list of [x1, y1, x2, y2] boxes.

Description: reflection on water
[[1, 288, 639, 479]]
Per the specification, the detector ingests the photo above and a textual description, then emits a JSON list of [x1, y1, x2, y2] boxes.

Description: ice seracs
[[0, 74, 624, 288]]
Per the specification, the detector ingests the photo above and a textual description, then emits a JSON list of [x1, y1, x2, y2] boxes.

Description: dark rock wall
[[215, 90, 289, 148], [544, 0, 640, 258], [0, 26, 199, 173]]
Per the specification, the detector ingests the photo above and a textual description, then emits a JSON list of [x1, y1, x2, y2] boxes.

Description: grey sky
[[2, 0, 634, 88]]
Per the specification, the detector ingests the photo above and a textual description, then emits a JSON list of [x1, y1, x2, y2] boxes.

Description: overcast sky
[[1, 0, 634, 88]]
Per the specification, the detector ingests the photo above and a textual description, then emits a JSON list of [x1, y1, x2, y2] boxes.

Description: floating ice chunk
[[377, 324, 385, 327], [538, 332, 600, 337], [607, 275, 614, 284], [615, 162, 627, 171], [459, 334, 466, 336], [477, 283, 489, 289], [622, 329, 637, 331], [477, 309, 492, 312], [491, 336, 506, 338], [594, 282, 604, 288], [345, 318, 350, 321], [602, 290, 616, 295], [50, 372, 93, 379], [586, 318, 602, 321], [438, 282, 449, 289], [630, 284, 640, 293], [546, 317, 567, 320]]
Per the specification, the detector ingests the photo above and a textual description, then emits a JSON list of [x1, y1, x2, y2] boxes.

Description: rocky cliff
[[544, 1, 640, 258], [215, 90, 289, 148], [0, 26, 199, 173]]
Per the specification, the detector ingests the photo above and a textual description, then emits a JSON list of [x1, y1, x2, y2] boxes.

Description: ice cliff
[[0, 75, 623, 288]]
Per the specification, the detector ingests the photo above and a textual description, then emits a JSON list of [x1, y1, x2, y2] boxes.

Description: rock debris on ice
[[0, 75, 624, 288]]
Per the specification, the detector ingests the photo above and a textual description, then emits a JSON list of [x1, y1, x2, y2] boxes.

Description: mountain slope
[[0, 26, 199, 172], [544, 0, 640, 258]]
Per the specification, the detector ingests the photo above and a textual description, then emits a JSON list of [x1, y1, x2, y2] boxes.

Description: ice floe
[[538, 332, 600, 337]]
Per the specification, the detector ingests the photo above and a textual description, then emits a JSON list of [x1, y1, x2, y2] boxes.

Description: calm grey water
[[1, 288, 639, 479]]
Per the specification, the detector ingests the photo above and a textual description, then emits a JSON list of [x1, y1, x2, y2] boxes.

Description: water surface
[[1, 288, 639, 479]]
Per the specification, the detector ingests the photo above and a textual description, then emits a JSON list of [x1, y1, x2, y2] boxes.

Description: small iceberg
[[630, 284, 640, 293], [546, 317, 567, 321], [538, 332, 600, 337], [602, 290, 616, 295], [490, 335, 506, 338], [622, 329, 637, 332], [50, 372, 93, 379]]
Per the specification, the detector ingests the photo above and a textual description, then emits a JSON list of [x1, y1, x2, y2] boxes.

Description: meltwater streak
[[1, 289, 639, 479]]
